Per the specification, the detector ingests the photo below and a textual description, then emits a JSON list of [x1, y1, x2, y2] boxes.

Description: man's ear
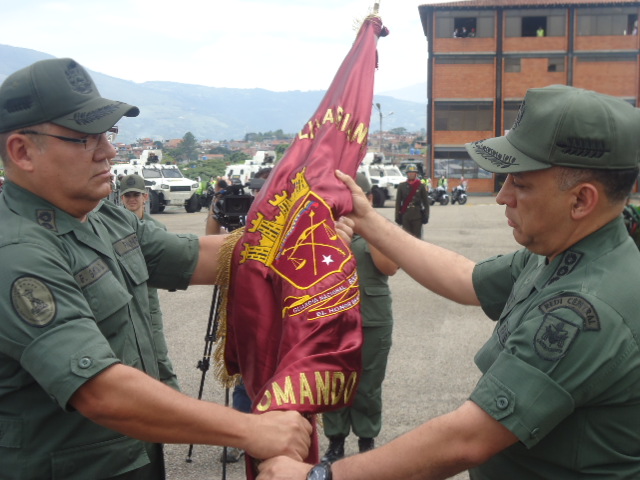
[[570, 183, 599, 220], [6, 133, 37, 173]]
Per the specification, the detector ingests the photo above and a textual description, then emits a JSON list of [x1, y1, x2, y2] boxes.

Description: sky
[[0, 0, 463, 97]]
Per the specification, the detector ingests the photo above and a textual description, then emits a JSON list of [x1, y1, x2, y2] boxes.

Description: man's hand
[[335, 170, 375, 232], [257, 455, 313, 480], [244, 411, 313, 461]]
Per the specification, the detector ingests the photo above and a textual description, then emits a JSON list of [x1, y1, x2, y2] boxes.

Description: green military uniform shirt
[[470, 217, 640, 479], [0, 181, 199, 479], [142, 212, 180, 391]]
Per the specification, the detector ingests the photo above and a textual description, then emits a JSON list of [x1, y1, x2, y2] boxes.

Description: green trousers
[[323, 324, 393, 439]]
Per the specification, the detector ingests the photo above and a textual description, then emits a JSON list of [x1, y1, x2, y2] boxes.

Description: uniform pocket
[[81, 270, 132, 322], [51, 436, 149, 480]]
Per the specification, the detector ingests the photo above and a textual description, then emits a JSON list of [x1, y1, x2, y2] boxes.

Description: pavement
[[155, 194, 520, 480]]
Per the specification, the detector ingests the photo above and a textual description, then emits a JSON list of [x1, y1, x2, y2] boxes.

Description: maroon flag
[[222, 14, 388, 471]]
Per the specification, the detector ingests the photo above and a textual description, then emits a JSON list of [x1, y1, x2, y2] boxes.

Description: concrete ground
[[156, 194, 520, 480]]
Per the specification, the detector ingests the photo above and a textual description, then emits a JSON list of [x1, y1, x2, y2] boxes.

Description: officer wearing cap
[[259, 85, 640, 479], [395, 164, 430, 238], [119, 174, 179, 392], [0, 58, 311, 479]]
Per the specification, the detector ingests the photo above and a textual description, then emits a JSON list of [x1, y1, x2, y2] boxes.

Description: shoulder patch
[[534, 313, 580, 361], [546, 250, 583, 286], [538, 294, 600, 331], [36, 209, 57, 232], [11, 276, 56, 327]]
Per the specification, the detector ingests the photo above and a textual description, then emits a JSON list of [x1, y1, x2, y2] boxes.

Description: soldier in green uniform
[[321, 174, 398, 463], [120, 174, 179, 391], [257, 86, 640, 480], [0, 58, 312, 480], [395, 165, 430, 238]]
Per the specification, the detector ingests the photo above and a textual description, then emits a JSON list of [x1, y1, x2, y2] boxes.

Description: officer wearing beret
[[0, 58, 311, 479], [259, 85, 640, 479]]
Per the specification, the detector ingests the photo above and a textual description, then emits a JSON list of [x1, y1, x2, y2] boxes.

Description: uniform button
[[79, 357, 93, 369], [496, 396, 509, 409], [531, 428, 540, 438]]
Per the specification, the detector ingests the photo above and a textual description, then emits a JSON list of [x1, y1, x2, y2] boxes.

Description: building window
[[435, 56, 493, 64], [506, 9, 566, 37], [548, 57, 565, 72], [434, 150, 493, 179], [504, 58, 521, 73], [435, 10, 495, 38], [578, 54, 637, 62], [577, 7, 638, 36], [435, 102, 493, 131]]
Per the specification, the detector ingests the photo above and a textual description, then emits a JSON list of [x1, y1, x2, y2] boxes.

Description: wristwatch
[[306, 461, 333, 480]]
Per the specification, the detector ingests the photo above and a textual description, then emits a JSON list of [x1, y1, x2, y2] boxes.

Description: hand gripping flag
[[215, 14, 388, 473]]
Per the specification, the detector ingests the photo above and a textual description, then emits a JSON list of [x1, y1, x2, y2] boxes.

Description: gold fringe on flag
[[212, 227, 245, 388]]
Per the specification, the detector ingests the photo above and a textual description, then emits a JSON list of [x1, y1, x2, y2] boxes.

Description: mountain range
[[0, 44, 427, 144]]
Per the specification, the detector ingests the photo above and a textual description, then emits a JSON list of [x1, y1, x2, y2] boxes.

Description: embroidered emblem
[[74, 259, 110, 288], [556, 137, 609, 158], [73, 103, 121, 126], [534, 313, 580, 361], [11, 276, 56, 327], [113, 233, 140, 256], [472, 141, 519, 169], [538, 294, 600, 331], [546, 250, 583, 286], [5, 95, 33, 113], [511, 100, 525, 130], [36, 209, 57, 231], [241, 168, 359, 319], [65, 61, 93, 94]]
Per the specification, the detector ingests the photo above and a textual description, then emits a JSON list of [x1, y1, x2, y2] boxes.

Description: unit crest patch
[[11, 276, 56, 327], [534, 313, 580, 361]]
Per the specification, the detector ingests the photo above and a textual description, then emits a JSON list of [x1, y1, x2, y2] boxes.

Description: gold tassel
[[212, 227, 245, 388]]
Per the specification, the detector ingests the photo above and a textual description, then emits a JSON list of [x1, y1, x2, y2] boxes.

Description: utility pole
[[374, 102, 393, 156]]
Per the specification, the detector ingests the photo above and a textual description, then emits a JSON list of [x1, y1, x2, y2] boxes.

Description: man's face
[[26, 124, 117, 215], [496, 168, 574, 258], [121, 191, 147, 217], [407, 172, 418, 181]]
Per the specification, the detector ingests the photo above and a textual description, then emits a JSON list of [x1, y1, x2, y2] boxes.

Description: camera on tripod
[[213, 184, 254, 231]]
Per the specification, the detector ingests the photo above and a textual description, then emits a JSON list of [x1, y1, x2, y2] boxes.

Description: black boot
[[358, 437, 375, 453], [322, 436, 345, 463]]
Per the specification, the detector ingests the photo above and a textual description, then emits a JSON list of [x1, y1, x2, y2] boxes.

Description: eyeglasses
[[19, 126, 119, 151]]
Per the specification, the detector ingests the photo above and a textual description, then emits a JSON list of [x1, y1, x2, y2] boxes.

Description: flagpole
[[373, 2, 380, 14]]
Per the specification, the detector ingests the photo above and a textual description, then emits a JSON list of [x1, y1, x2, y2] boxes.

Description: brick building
[[418, 0, 640, 193]]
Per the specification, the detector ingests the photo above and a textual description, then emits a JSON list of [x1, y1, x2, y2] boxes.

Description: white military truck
[[225, 150, 276, 186], [357, 152, 405, 208], [111, 152, 200, 213]]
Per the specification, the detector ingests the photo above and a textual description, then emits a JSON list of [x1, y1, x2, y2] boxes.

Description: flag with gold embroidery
[[222, 14, 387, 471]]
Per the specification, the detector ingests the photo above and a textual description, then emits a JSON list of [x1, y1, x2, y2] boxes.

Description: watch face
[[307, 464, 330, 480]]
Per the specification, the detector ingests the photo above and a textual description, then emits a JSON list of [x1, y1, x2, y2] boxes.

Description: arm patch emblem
[[11, 276, 56, 327]]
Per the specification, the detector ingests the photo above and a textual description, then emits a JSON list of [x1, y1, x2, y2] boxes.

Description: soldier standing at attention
[[395, 164, 429, 238]]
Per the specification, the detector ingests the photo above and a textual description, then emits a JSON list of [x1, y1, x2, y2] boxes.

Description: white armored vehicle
[[111, 151, 200, 213]]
